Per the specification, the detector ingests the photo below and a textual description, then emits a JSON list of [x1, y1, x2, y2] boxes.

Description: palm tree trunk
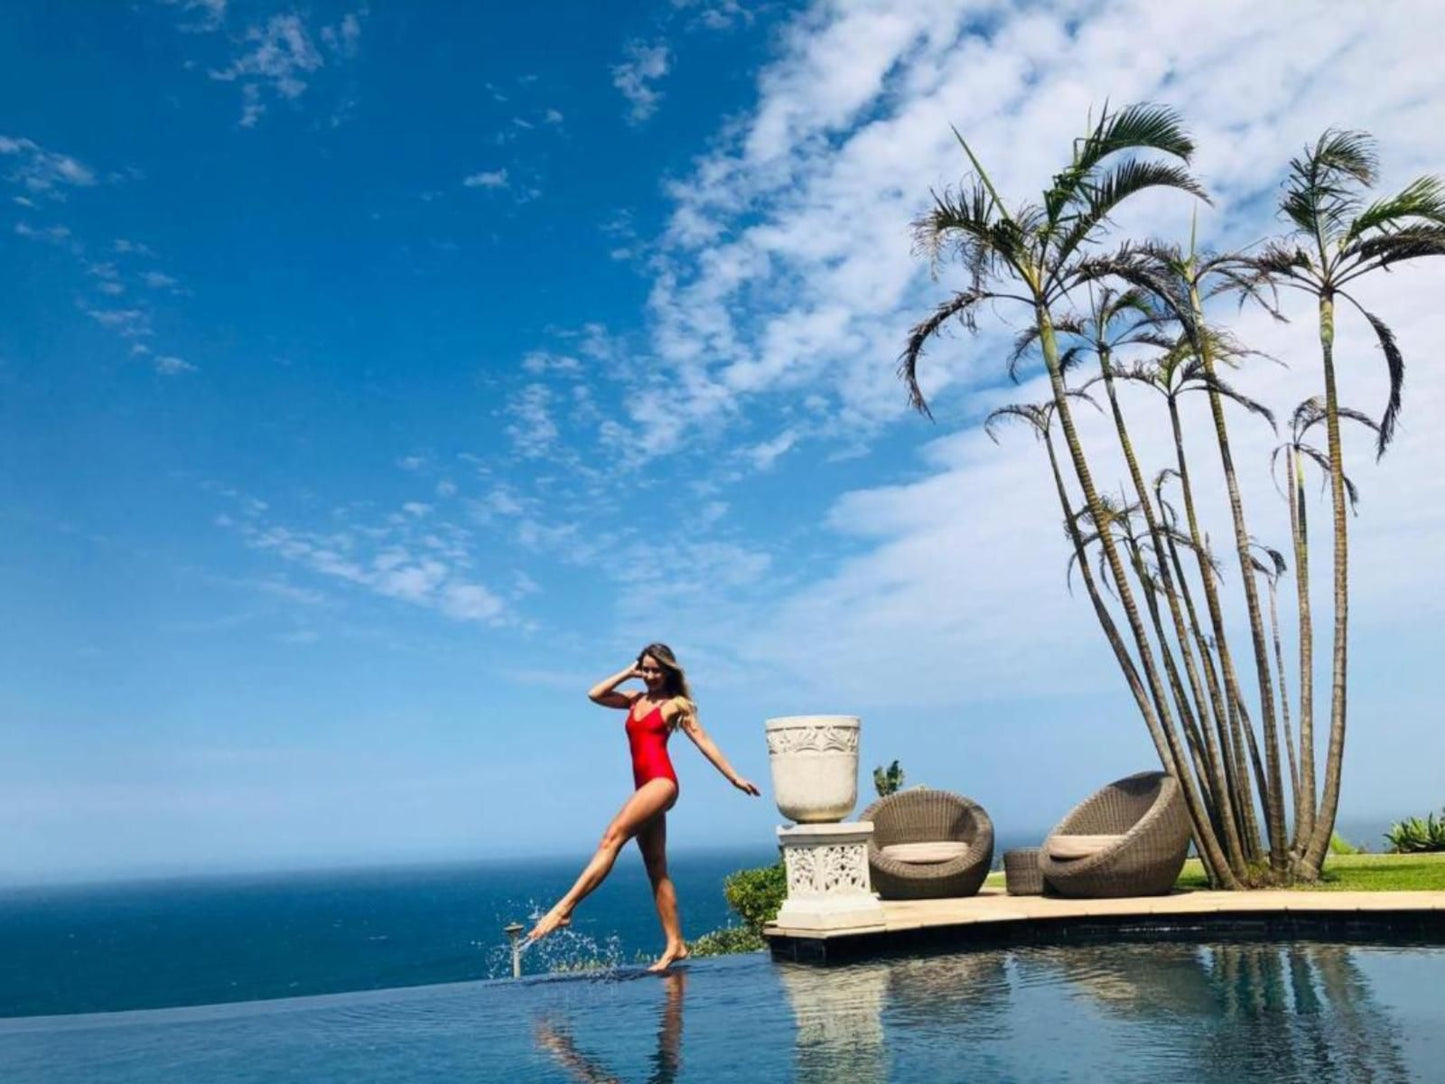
[[1289, 445, 1317, 851], [1159, 505, 1249, 875], [1100, 355, 1245, 876], [1036, 304, 1234, 886], [1131, 535, 1224, 836], [1266, 572, 1300, 850], [1168, 396, 1265, 864], [1302, 292, 1349, 876], [1189, 283, 1289, 876], [1042, 431, 1162, 762]]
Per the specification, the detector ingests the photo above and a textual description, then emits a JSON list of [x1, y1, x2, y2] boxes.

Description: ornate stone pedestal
[[775, 822, 886, 932]]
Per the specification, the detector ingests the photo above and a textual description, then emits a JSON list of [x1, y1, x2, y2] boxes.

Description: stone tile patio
[[765, 887, 1445, 962]]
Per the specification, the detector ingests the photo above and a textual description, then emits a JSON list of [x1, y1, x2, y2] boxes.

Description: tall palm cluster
[[900, 105, 1444, 886]]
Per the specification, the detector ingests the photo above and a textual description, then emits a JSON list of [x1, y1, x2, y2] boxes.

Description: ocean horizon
[[0, 818, 1394, 1020]]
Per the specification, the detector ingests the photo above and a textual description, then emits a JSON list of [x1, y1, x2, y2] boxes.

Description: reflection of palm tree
[[1038, 942, 1412, 1082], [533, 971, 686, 1084]]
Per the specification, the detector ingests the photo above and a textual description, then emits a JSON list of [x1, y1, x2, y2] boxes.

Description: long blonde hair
[[638, 642, 694, 726]]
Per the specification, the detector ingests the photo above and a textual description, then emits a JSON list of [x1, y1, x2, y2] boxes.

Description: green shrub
[[1329, 831, 1361, 855], [688, 862, 786, 959], [1384, 809, 1445, 853], [873, 760, 905, 797], [690, 925, 765, 957], [722, 862, 787, 934]]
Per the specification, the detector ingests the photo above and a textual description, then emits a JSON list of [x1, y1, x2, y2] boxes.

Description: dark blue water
[[0, 847, 775, 1018], [2, 943, 1441, 1082]]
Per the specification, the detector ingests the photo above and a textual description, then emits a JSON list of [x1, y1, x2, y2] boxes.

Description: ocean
[[1, 821, 1388, 1020], [0, 846, 776, 1018]]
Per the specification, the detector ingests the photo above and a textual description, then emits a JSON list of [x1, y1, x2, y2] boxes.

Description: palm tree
[[901, 102, 1238, 886], [1107, 338, 1281, 873], [986, 397, 1187, 788], [1270, 397, 1379, 853], [1245, 132, 1445, 876], [1074, 233, 1297, 876]]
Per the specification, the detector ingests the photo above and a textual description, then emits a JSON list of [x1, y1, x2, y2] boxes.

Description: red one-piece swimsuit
[[626, 702, 678, 790]]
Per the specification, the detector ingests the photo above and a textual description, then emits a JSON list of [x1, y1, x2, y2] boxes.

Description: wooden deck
[[765, 887, 1445, 964]]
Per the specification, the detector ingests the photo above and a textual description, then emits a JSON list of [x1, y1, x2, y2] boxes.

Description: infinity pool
[[2, 942, 1441, 1082]]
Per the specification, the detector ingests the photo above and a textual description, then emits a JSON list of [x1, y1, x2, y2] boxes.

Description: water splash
[[481, 900, 631, 979]]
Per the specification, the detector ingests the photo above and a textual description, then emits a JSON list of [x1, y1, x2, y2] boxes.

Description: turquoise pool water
[[2, 942, 1441, 1082]]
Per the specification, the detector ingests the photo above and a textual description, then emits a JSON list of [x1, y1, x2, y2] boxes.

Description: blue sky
[[3, 0, 1443, 883]]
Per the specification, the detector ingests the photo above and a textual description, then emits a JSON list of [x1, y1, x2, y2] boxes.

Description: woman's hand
[[731, 776, 762, 797]]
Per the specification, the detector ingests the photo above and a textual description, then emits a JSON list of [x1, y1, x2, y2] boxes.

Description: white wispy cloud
[[463, 169, 509, 189], [219, 490, 509, 626], [156, 0, 227, 33], [187, 8, 365, 127], [506, 383, 559, 458], [672, 0, 753, 30], [82, 307, 153, 338], [153, 355, 197, 375], [0, 135, 96, 195], [612, 40, 670, 124], [607, 0, 1445, 474], [585, 0, 1445, 716], [14, 221, 74, 245]]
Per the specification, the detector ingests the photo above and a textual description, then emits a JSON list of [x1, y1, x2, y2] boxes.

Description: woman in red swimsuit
[[526, 643, 760, 971]]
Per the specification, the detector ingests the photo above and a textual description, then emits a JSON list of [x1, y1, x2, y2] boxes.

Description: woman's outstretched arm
[[588, 664, 640, 709], [674, 701, 761, 796]]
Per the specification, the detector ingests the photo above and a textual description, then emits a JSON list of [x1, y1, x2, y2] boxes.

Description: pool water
[[1, 942, 1440, 1082]]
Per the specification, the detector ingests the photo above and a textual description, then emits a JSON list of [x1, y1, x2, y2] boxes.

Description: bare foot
[[527, 907, 572, 944], [647, 942, 689, 972]]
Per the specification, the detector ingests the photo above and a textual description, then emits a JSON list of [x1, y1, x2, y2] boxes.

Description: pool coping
[[764, 888, 1445, 964]]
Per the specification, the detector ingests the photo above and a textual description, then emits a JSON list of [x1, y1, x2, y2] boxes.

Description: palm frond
[[1345, 175, 1445, 243], [984, 403, 1048, 443], [1069, 245, 1200, 343], [911, 183, 1001, 282], [1291, 396, 1327, 438], [1057, 344, 1087, 376], [1044, 102, 1193, 227], [1311, 129, 1379, 186], [1007, 326, 1042, 380], [1282, 129, 1377, 238], [1204, 259, 1288, 319], [1338, 295, 1404, 456], [1250, 540, 1288, 578], [898, 288, 989, 417], [1052, 160, 1208, 268], [1350, 224, 1445, 271], [1075, 102, 1196, 173], [1184, 371, 1278, 433]]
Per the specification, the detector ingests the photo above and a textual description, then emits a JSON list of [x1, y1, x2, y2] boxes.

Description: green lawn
[[984, 852, 1445, 892], [1174, 852, 1445, 891]]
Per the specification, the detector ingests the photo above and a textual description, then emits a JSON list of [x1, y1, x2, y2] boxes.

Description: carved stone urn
[[766, 715, 884, 935], [765, 715, 860, 824]]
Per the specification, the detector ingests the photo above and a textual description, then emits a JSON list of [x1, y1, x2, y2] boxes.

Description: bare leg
[[637, 814, 688, 971], [527, 778, 678, 943]]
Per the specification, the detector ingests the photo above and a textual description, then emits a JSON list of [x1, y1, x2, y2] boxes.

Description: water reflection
[[533, 971, 685, 1084], [522, 941, 1423, 1082], [983, 941, 1415, 1082], [777, 961, 889, 1083], [1200, 943, 1413, 1083], [773, 941, 1418, 1082]]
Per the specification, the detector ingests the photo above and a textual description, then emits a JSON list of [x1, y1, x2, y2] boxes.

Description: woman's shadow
[[533, 970, 686, 1084]]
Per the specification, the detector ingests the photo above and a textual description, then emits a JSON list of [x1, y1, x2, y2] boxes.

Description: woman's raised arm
[[588, 664, 640, 709]]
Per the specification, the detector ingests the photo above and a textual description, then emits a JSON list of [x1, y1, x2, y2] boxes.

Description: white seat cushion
[[1046, 834, 1127, 860], [879, 841, 970, 864]]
